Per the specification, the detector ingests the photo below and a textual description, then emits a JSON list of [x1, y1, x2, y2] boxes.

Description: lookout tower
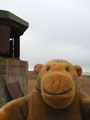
[[0, 10, 29, 59], [0, 10, 29, 107]]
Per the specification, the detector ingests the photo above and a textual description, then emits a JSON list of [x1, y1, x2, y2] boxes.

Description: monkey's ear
[[34, 64, 43, 74], [74, 65, 82, 76]]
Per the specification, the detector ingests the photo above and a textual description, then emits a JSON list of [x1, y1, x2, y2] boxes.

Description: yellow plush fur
[[0, 59, 90, 120]]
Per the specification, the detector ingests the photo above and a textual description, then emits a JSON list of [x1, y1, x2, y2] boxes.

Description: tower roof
[[0, 10, 29, 36]]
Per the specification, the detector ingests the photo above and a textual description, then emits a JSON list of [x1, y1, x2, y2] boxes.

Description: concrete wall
[[0, 58, 28, 107]]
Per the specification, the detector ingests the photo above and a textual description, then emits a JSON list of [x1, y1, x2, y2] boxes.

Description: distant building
[[0, 10, 29, 107]]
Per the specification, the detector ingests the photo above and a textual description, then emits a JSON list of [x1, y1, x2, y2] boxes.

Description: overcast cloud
[[0, 0, 90, 72]]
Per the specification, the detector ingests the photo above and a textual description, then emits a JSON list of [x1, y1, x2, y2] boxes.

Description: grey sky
[[0, 0, 90, 72]]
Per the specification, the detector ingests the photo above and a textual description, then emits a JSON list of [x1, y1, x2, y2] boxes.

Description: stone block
[[0, 58, 28, 106]]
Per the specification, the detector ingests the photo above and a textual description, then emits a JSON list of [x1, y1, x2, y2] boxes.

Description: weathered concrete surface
[[0, 57, 28, 107]]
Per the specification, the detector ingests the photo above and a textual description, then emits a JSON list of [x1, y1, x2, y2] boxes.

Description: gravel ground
[[79, 75, 90, 96]]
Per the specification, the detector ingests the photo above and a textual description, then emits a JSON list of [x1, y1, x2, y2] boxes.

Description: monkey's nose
[[52, 79, 60, 88]]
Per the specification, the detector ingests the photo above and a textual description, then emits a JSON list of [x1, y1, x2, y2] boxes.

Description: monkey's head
[[34, 59, 82, 109]]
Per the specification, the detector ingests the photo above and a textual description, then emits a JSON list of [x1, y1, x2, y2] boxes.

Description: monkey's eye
[[65, 67, 70, 72], [47, 67, 50, 71]]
